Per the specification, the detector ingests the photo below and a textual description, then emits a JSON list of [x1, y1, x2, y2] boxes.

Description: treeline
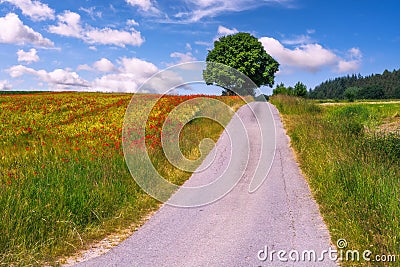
[[0, 91, 47, 95], [309, 69, 400, 99], [272, 82, 308, 97]]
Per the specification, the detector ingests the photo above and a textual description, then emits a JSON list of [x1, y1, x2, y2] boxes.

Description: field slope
[[0, 92, 245, 266]]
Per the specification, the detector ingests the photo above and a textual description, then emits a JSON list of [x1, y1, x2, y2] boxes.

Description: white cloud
[[282, 34, 313, 45], [1, 0, 55, 21], [85, 28, 144, 47], [337, 48, 362, 73], [93, 57, 158, 92], [91, 57, 187, 93], [7, 65, 89, 89], [48, 11, 82, 37], [170, 52, 197, 64], [7, 57, 188, 93], [174, 0, 291, 22], [0, 80, 12, 90], [17, 48, 39, 64], [185, 43, 192, 51], [126, 0, 151, 10], [127, 19, 139, 26], [259, 37, 362, 73], [143, 70, 188, 93], [76, 64, 92, 71], [118, 57, 158, 76], [0, 13, 54, 47], [194, 40, 211, 47], [93, 58, 115, 72], [217, 25, 238, 36], [125, 0, 160, 14], [349, 47, 362, 59], [337, 60, 360, 73], [49, 11, 144, 47], [307, 29, 316, 34], [79, 7, 102, 20], [92, 73, 140, 92]]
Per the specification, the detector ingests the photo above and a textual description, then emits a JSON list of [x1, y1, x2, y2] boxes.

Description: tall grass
[[0, 93, 246, 266], [271, 95, 400, 266]]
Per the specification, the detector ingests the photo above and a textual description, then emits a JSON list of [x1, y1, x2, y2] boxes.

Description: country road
[[74, 102, 337, 267]]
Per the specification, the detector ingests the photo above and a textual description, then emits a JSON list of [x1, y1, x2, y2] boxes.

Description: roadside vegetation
[[0, 92, 246, 266], [271, 95, 400, 266]]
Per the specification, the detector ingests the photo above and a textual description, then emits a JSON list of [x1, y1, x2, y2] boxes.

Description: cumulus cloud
[[76, 64, 92, 71], [78, 58, 116, 72], [17, 48, 39, 64], [119, 57, 158, 75], [337, 48, 362, 73], [125, 0, 160, 14], [85, 28, 143, 47], [0, 13, 54, 47], [1, 0, 55, 21], [337, 60, 360, 73], [91, 57, 187, 93], [7, 56, 187, 93], [142, 70, 188, 93], [217, 25, 238, 36], [259, 36, 362, 73], [260, 37, 337, 72], [48, 11, 144, 47], [0, 80, 12, 90], [170, 52, 197, 64], [93, 58, 115, 72], [212, 25, 238, 42], [282, 34, 314, 45], [92, 57, 158, 92], [7, 65, 90, 89], [48, 11, 82, 37], [75, 57, 160, 92]]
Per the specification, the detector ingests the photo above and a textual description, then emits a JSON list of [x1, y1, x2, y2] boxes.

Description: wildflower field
[[0, 92, 245, 266]]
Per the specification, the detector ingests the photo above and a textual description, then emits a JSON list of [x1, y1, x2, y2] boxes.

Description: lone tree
[[203, 32, 279, 96]]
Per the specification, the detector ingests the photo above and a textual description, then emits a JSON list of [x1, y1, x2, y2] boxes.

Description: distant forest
[[309, 69, 400, 99]]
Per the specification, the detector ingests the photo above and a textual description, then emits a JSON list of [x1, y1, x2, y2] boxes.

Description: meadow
[[271, 95, 400, 266], [0, 92, 246, 266]]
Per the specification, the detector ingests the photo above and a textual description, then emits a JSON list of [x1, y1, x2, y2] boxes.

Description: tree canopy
[[309, 69, 400, 99], [203, 32, 279, 96]]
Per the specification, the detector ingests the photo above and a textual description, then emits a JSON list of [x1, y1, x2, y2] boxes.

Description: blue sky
[[0, 0, 399, 95]]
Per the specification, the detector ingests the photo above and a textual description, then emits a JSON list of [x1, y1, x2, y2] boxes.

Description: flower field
[[0, 92, 246, 266]]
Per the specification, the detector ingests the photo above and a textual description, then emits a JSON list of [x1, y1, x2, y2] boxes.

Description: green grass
[[0, 93, 246, 266], [270, 95, 400, 266]]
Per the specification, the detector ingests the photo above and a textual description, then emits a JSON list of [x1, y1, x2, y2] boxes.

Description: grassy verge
[[0, 92, 247, 266], [270, 95, 400, 266]]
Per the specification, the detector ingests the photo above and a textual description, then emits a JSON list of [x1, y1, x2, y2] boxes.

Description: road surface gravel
[[75, 102, 337, 267]]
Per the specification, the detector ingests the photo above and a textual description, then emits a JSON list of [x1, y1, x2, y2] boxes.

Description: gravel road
[[75, 102, 337, 267]]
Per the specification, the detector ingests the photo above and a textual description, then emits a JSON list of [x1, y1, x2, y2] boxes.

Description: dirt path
[[72, 102, 337, 266]]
